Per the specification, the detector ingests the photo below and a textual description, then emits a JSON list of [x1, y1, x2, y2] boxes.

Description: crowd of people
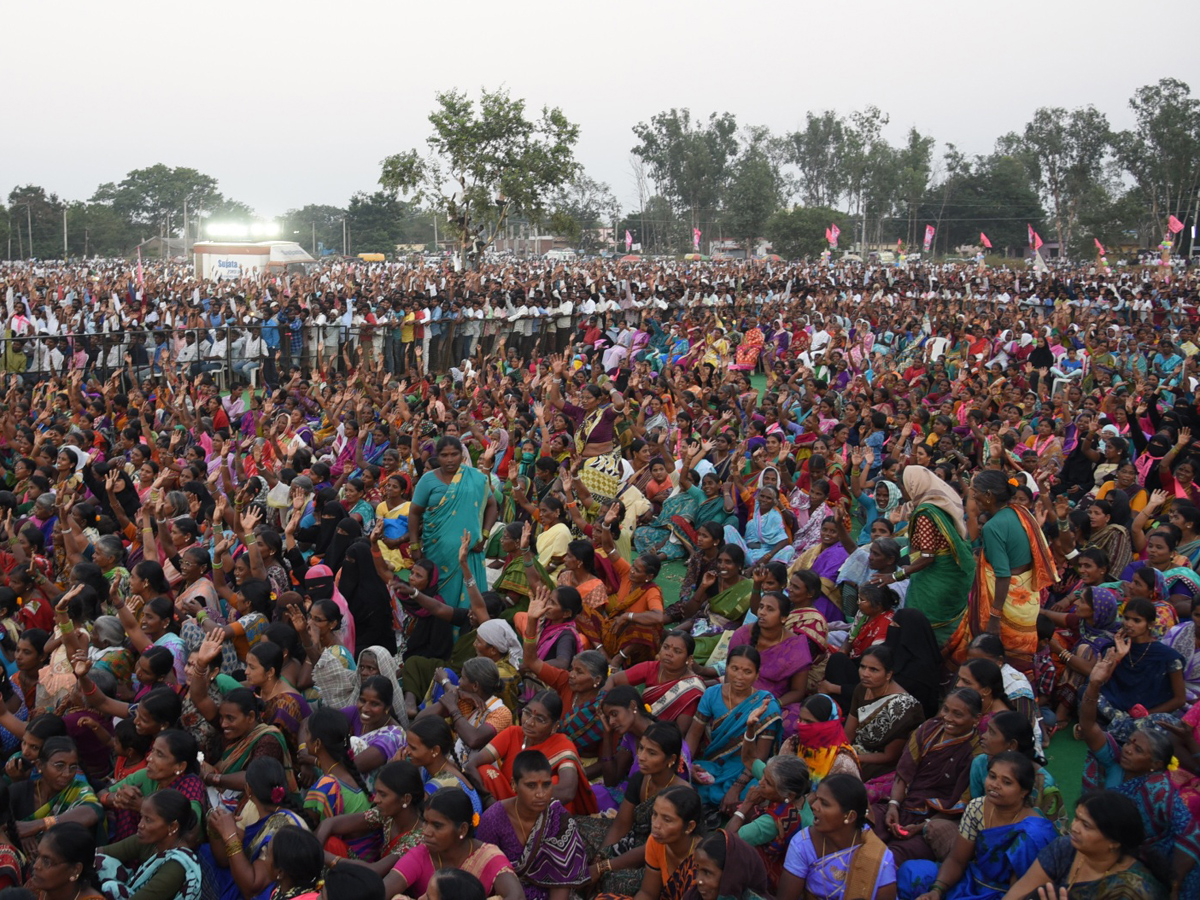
[[0, 252, 1194, 900]]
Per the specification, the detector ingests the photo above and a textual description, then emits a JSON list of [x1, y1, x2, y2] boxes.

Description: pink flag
[[923, 224, 935, 252], [825, 227, 833, 244], [693, 227, 701, 250], [136, 248, 144, 286], [1027, 224, 1043, 250], [1094, 238, 1106, 255], [896, 238, 903, 249], [1168, 215, 1185, 234], [625, 230, 632, 252], [829, 224, 840, 247], [980, 232, 992, 249]]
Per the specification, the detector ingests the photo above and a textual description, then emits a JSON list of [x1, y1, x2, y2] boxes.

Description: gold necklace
[[1067, 853, 1122, 887], [983, 800, 1019, 830], [819, 830, 862, 860], [512, 803, 531, 845]]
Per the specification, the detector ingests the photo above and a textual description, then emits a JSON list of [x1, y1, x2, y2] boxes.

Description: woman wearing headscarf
[[882, 467, 974, 647], [1042, 585, 1121, 718], [335, 541, 398, 657]]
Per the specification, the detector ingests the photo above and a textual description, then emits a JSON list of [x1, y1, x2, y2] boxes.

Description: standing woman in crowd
[[949, 470, 1056, 675]]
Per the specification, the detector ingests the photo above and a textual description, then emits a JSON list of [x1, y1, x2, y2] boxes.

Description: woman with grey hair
[[92, 534, 132, 616]]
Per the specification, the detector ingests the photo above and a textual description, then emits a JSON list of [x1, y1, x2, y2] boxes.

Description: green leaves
[[379, 87, 580, 260]]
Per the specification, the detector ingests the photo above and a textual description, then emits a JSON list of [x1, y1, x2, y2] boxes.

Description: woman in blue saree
[[684, 646, 781, 810], [635, 481, 703, 560], [896, 752, 1057, 899], [725, 486, 795, 566], [409, 436, 498, 610], [203, 757, 308, 900]]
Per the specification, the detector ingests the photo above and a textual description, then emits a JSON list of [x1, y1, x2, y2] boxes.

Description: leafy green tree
[[545, 173, 620, 252], [920, 152, 1044, 255], [1113, 78, 1200, 246], [346, 191, 437, 255], [379, 87, 580, 263], [7, 185, 66, 259], [617, 195, 683, 254], [632, 109, 739, 230], [896, 128, 936, 248], [1023, 106, 1112, 254], [785, 111, 847, 208], [92, 164, 221, 237], [725, 135, 782, 254], [764, 206, 852, 260], [282, 204, 347, 256], [66, 201, 136, 257]]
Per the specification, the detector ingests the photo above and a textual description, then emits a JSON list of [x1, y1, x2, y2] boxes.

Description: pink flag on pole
[[1094, 238, 1106, 255], [829, 224, 840, 247], [693, 227, 701, 250], [136, 248, 144, 286], [825, 227, 833, 244], [923, 224, 935, 252], [980, 232, 992, 249], [1168, 215, 1185, 234], [625, 230, 633, 252], [1027, 225, 1043, 250]]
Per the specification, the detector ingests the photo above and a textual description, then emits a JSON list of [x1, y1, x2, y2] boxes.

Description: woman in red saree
[[608, 631, 706, 736], [466, 690, 598, 815], [732, 319, 766, 371]]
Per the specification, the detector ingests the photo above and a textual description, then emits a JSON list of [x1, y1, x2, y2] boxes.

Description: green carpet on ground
[[652, 372, 1088, 808]]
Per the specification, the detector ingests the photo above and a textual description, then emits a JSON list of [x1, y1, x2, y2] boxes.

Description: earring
[[843, 815, 850, 824], [70, 876, 78, 882], [402, 803, 408, 809]]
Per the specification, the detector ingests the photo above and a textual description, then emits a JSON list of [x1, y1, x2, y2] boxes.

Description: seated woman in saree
[[99, 730, 206, 843], [678, 522, 725, 609], [203, 757, 309, 900], [897, 752, 1058, 900], [947, 470, 1056, 676], [9, 737, 102, 844], [342, 676, 407, 792], [964, 634, 1044, 754], [685, 647, 782, 811], [300, 709, 373, 857], [490, 521, 545, 607], [784, 568, 833, 691], [1077, 644, 1200, 895], [515, 583, 583, 673], [593, 784, 705, 900], [245, 642, 309, 759], [1091, 597, 1186, 741], [96, 788, 207, 900], [291, 599, 358, 711], [577, 532, 666, 668], [790, 517, 851, 621], [779, 693, 861, 789], [194, 688, 295, 812], [593, 687, 693, 806], [725, 485, 796, 567], [788, 477, 838, 556], [607, 630, 706, 737], [24, 822, 106, 900], [897, 466, 974, 648], [822, 583, 899, 701], [675, 544, 753, 665], [693, 829, 771, 900], [1122, 564, 1180, 639], [476, 750, 591, 900], [838, 532, 908, 624], [728, 592, 811, 734], [871, 688, 983, 866], [416, 657, 513, 769], [383, 788, 524, 900], [466, 690, 599, 815], [730, 725, 814, 891], [953, 658, 1014, 735], [845, 646, 928, 786], [1081, 499, 1134, 581], [1163, 595, 1200, 707], [633, 453, 706, 562], [998, 791, 1170, 900], [314, 760, 425, 874], [522, 592, 609, 762], [778, 774, 898, 900], [402, 715, 482, 812], [579, 722, 690, 895]]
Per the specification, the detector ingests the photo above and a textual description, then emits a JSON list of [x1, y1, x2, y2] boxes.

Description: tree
[[7, 186, 66, 259], [895, 128, 935, 248], [379, 87, 580, 263], [631, 109, 739, 230], [545, 173, 620, 252], [785, 111, 847, 208], [842, 106, 890, 246], [282, 204, 348, 256], [65, 201, 136, 257], [346, 191, 437, 256], [92, 165, 222, 238], [1023, 106, 1112, 254], [725, 131, 782, 254], [617, 195, 682, 255], [764, 206, 852, 260], [1113, 78, 1200, 246], [920, 151, 1044, 255]]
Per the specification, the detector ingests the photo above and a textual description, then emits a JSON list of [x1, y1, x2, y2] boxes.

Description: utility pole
[[312, 222, 316, 255], [183, 198, 189, 253], [63, 207, 68, 259], [342, 218, 347, 256], [25, 203, 33, 259]]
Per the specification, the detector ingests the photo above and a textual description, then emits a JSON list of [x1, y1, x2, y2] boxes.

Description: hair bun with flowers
[[471, 812, 480, 827], [270, 785, 286, 804], [1007, 477, 1019, 487]]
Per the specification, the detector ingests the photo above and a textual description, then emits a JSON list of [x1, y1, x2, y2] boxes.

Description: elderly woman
[[725, 485, 795, 567]]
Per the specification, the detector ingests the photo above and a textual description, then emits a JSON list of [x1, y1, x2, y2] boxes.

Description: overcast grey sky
[[5, 0, 1197, 219]]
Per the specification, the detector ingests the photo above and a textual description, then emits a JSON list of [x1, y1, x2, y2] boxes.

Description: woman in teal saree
[[685, 647, 782, 809], [634, 483, 704, 560], [410, 437, 498, 610]]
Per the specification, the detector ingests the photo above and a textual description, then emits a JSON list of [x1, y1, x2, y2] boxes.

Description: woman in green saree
[[12, 737, 103, 846], [409, 436, 498, 610], [676, 545, 753, 665], [887, 467, 974, 647], [200, 689, 296, 812]]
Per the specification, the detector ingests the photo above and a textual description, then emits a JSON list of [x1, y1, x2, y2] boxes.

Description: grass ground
[[658, 373, 1089, 809]]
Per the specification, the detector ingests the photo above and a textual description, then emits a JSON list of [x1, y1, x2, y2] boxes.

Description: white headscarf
[[477, 619, 523, 669]]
